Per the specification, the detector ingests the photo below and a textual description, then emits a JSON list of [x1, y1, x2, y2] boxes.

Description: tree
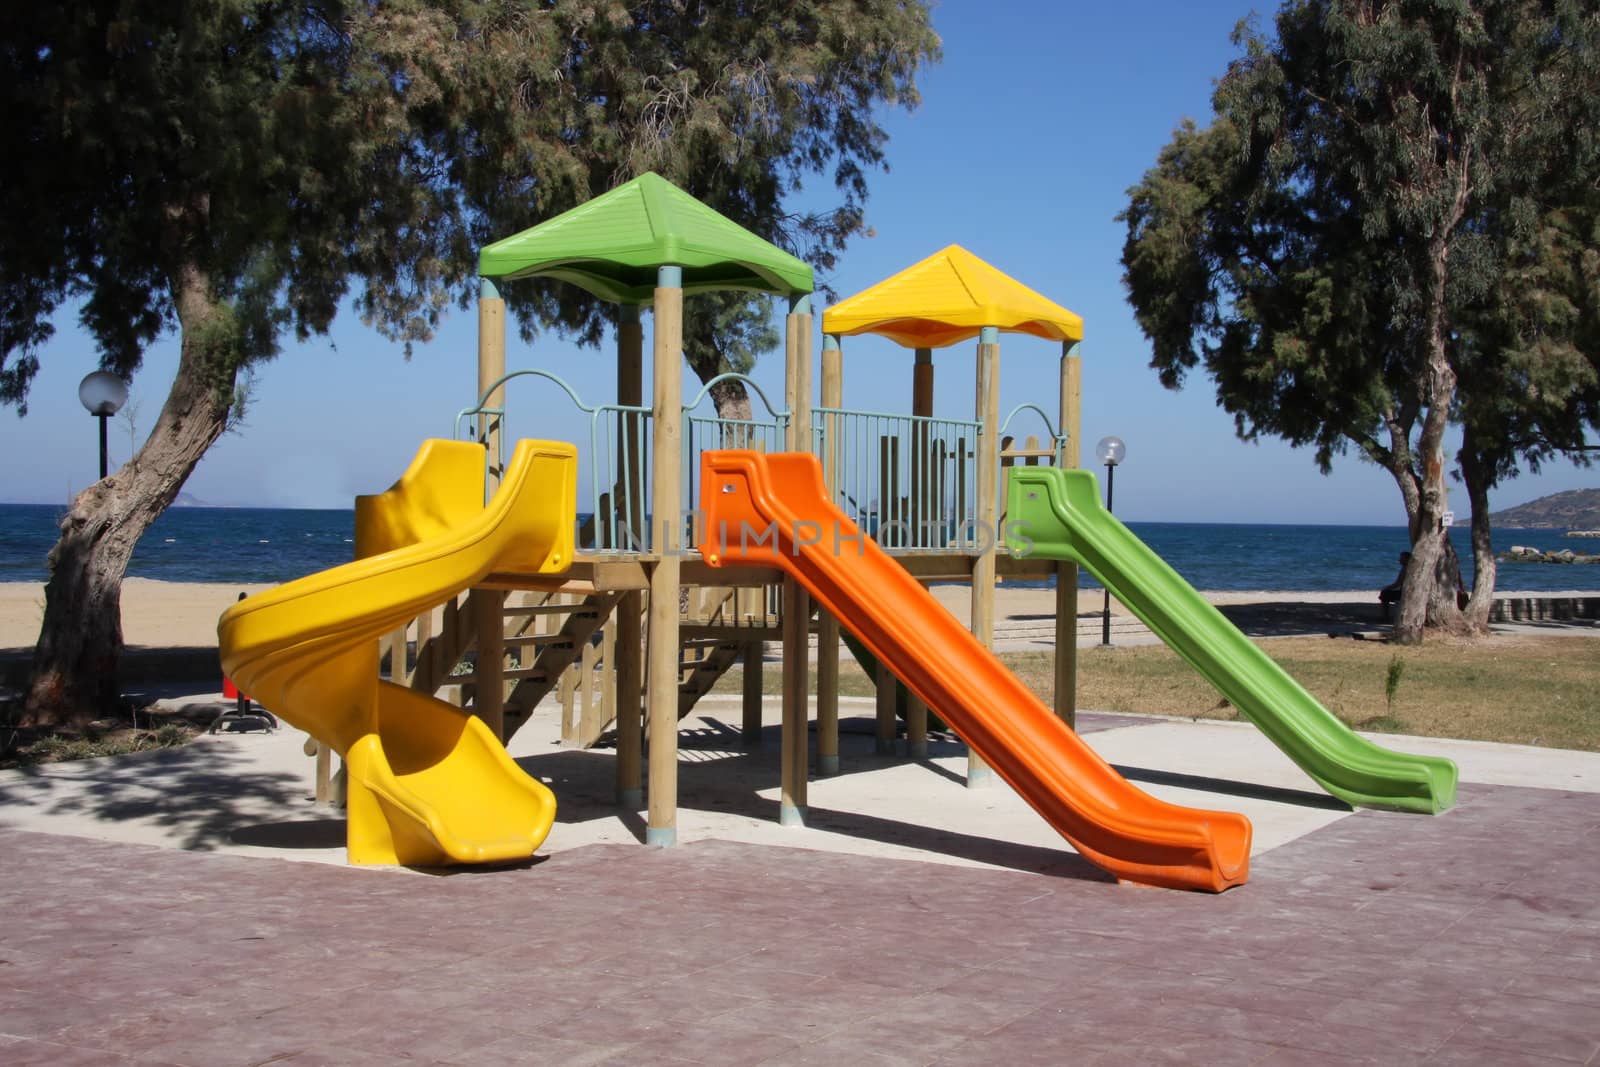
[[1120, 0, 1600, 644], [3, 0, 940, 725]]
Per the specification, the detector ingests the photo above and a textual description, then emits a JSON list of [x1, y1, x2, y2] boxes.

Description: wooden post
[[968, 326, 1000, 787], [1055, 341, 1082, 729], [912, 347, 934, 544], [472, 277, 508, 739], [473, 590, 506, 739], [904, 345, 937, 761], [478, 278, 506, 492], [415, 608, 432, 684], [387, 625, 408, 683], [778, 293, 812, 825], [646, 267, 683, 846], [742, 638, 764, 746], [816, 333, 843, 775], [314, 742, 333, 805], [907, 692, 929, 759], [616, 304, 645, 806], [875, 669, 897, 755]]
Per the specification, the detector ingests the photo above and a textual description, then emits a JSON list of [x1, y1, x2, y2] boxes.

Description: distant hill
[[1488, 488, 1600, 530], [171, 491, 210, 507]]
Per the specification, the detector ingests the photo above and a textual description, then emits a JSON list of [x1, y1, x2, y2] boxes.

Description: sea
[[3, 502, 1596, 594]]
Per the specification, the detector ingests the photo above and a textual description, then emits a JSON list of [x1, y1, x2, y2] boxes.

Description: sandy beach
[[0, 579, 275, 651], [0, 577, 1394, 654]]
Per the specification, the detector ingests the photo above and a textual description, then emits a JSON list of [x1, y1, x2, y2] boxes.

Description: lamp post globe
[[78, 370, 128, 480], [1094, 435, 1125, 468], [1094, 435, 1126, 645]]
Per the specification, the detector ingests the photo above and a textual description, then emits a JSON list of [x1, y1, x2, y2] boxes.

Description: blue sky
[[3, 0, 1593, 523]]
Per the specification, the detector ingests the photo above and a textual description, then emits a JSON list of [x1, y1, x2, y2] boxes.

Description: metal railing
[[998, 403, 1069, 467], [451, 372, 1067, 559], [455, 370, 653, 554], [682, 374, 789, 549], [813, 408, 982, 550]]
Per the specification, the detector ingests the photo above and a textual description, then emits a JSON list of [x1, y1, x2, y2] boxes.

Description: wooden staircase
[[674, 586, 774, 719], [501, 588, 624, 744], [677, 639, 746, 717], [383, 582, 780, 754], [406, 594, 476, 697]]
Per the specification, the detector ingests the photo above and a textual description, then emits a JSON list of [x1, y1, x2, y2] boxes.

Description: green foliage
[[1, 720, 195, 769], [1119, 1, 1600, 536], [1, 1, 941, 406], [1385, 654, 1405, 711]]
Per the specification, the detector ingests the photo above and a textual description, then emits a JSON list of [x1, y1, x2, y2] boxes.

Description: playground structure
[[428, 173, 1093, 850], [219, 172, 1456, 890]]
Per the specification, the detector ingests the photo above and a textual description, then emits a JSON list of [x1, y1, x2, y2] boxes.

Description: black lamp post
[[78, 370, 129, 480], [1094, 435, 1126, 646]]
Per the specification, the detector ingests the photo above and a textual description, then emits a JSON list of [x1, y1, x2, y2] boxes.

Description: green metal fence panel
[[456, 369, 653, 554], [813, 407, 982, 550]]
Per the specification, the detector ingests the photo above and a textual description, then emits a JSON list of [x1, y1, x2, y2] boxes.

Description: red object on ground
[[222, 676, 248, 701]]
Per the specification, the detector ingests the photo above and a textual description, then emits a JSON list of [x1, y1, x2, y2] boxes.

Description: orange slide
[[700, 451, 1251, 892]]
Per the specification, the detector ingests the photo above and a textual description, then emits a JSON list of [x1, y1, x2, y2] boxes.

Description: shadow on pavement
[[0, 743, 305, 852]]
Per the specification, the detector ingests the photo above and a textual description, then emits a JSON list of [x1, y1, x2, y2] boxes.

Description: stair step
[[504, 604, 601, 619], [680, 638, 728, 651], [504, 634, 576, 649]]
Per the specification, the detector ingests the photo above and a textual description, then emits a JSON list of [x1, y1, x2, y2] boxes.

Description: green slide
[[840, 613, 954, 733], [839, 629, 906, 709], [1006, 467, 1457, 814]]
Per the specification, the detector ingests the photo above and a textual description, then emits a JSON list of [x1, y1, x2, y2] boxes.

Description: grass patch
[[713, 633, 1600, 751], [1, 701, 200, 770]]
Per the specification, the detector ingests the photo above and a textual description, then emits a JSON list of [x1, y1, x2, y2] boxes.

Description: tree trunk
[[1374, 409, 1469, 641], [24, 253, 238, 727], [1457, 435, 1496, 633], [685, 347, 757, 447], [1395, 233, 1470, 643], [708, 375, 755, 447]]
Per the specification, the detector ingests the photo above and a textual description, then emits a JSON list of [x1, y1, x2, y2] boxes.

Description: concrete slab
[[4, 688, 1597, 882]]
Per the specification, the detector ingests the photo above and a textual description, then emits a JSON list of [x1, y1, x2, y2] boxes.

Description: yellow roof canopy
[[822, 245, 1084, 349]]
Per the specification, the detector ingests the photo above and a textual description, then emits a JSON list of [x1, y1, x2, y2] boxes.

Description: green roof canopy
[[477, 173, 813, 304]]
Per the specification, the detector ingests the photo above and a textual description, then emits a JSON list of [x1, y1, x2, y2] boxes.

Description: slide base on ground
[[1007, 465, 1457, 814], [701, 449, 1250, 892], [220, 438, 575, 866]]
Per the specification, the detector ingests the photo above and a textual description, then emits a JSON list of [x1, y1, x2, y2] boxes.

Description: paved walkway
[[1, 781, 1597, 1065], [2, 699, 1598, 1065]]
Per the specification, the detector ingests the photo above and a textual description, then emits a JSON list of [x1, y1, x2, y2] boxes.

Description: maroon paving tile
[[0, 1035, 147, 1066], [0, 781, 1596, 1064], [1102, 1026, 1285, 1064]]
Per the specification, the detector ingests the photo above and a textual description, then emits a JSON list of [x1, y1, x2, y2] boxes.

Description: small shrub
[[1384, 655, 1406, 712]]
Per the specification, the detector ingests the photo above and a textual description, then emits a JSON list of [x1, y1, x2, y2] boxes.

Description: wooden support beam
[[968, 328, 1000, 787], [816, 333, 843, 775], [742, 638, 764, 747], [907, 692, 929, 759], [615, 590, 644, 806], [777, 295, 812, 826], [477, 278, 506, 491], [780, 576, 808, 825], [471, 589, 505, 739], [875, 666, 897, 756], [615, 305, 647, 805], [1056, 342, 1083, 729], [645, 268, 683, 847]]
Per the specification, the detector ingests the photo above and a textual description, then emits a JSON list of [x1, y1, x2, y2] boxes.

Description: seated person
[[1378, 551, 1410, 619]]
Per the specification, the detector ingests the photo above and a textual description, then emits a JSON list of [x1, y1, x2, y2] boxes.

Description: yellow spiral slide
[[218, 438, 576, 866]]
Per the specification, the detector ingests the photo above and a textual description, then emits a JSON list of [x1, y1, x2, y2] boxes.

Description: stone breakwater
[[1565, 530, 1600, 538], [1503, 545, 1600, 564]]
